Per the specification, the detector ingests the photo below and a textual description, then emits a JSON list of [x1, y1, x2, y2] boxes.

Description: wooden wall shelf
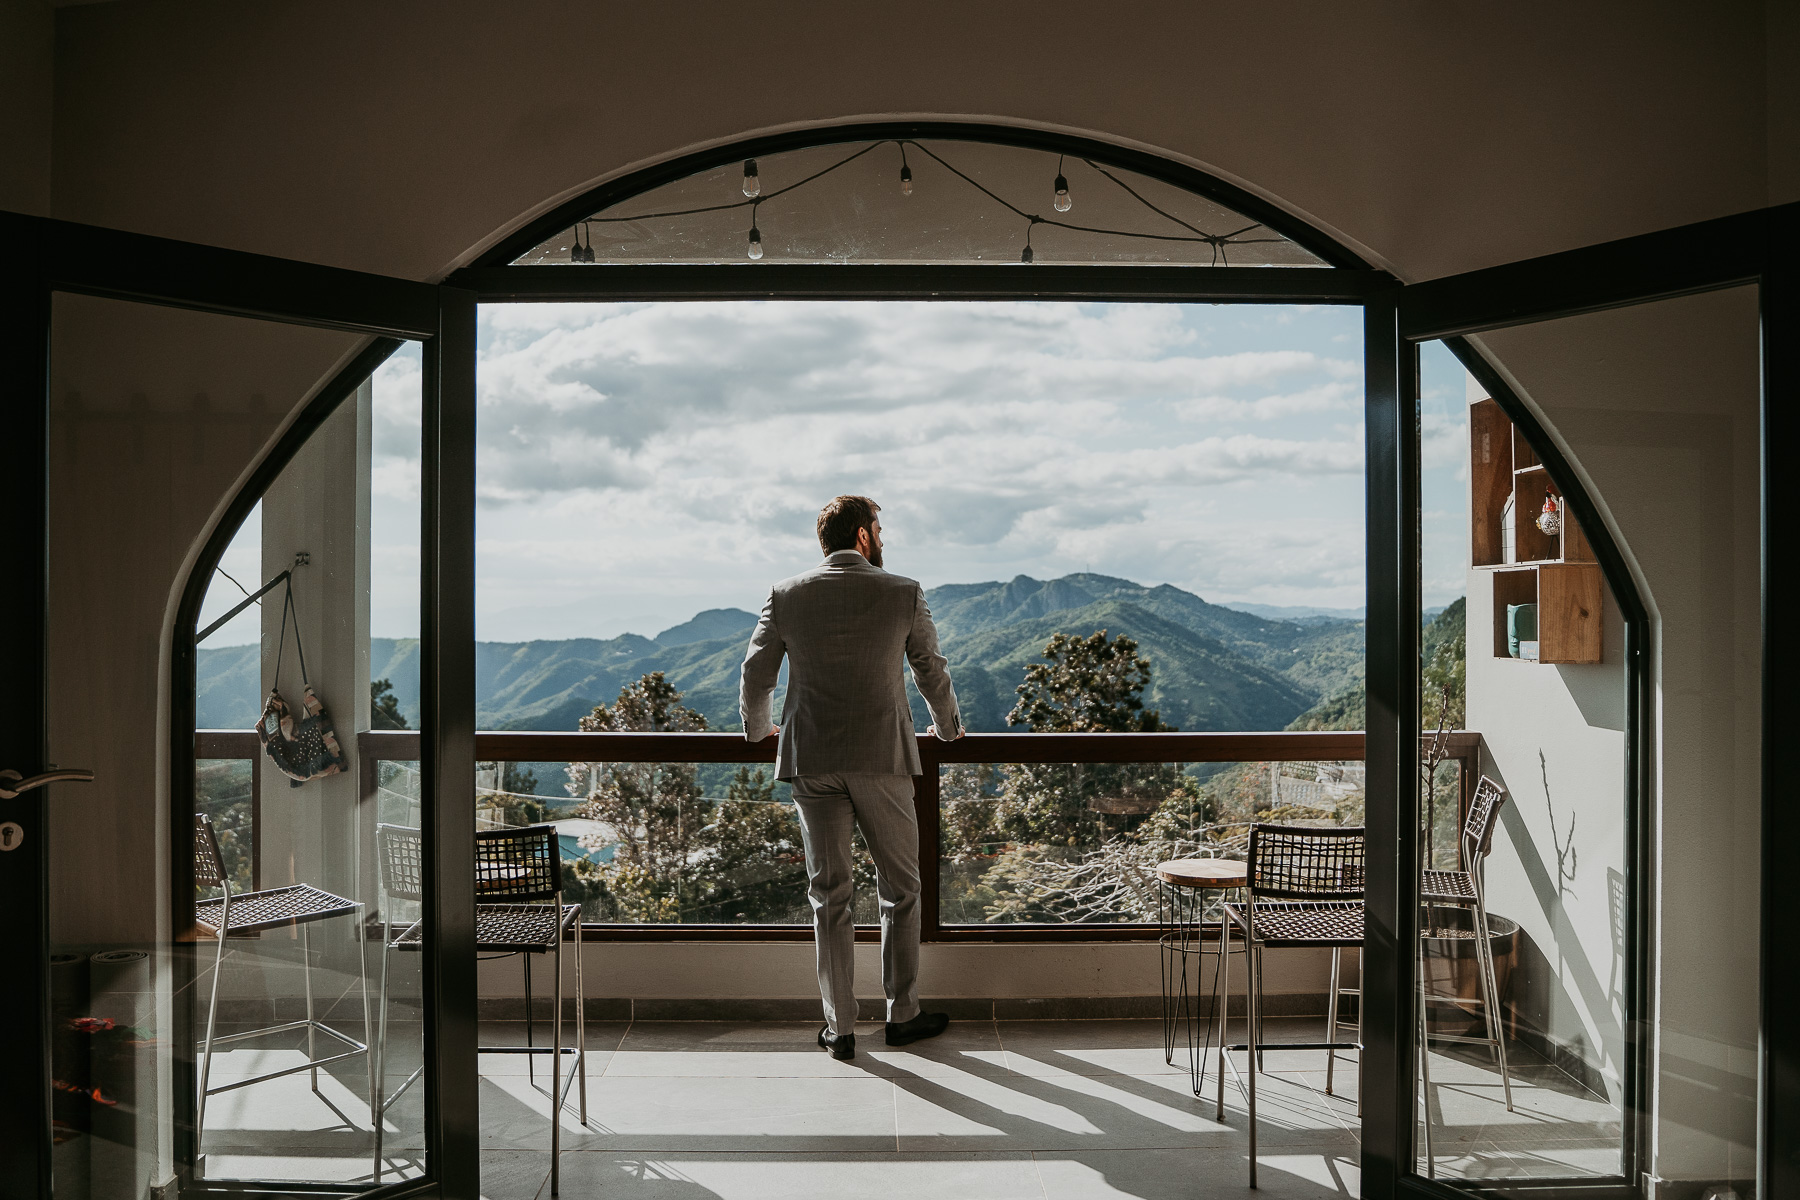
[[1470, 398, 1603, 664]]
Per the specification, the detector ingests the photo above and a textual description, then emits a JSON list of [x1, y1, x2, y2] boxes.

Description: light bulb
[[747, 225, 763, 260], [570, 233, 582, 262], [742, 159, 760, 198], [900, 165, 913, 196], [1021, 243, 1034, 263], [1053, 173, 1071, 213]]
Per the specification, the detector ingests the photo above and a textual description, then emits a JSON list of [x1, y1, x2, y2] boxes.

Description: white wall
[[9, 1, 1797, 1191], [1465, 552, 1630, 1105]]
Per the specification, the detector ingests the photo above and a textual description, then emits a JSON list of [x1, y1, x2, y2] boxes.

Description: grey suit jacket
[[740, 550, 962, 780]]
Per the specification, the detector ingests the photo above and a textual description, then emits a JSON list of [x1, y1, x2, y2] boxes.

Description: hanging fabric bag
[[258, 580, 347, 784]]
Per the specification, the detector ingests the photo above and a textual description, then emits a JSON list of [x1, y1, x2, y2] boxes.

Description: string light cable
[[562, 139, 1290, 265]]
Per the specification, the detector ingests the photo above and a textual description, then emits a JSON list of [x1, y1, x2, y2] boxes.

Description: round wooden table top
[[1156, 858, 1247, 888]]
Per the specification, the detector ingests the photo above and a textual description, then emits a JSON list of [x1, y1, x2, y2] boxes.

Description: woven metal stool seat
[[1224, 899, 1364, 947], [196, 883, 358, 935], [1421, 869, 1477, 903], [380, 905, 579, 952], [477, 903, 582, 952]]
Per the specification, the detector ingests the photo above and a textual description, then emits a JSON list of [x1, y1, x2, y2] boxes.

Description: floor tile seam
[[521, 1149, 1068, 1161], [895, 1136, 1355, 1153], [598, 1010, 634, 1078], [497, 1140, 910, 1153]]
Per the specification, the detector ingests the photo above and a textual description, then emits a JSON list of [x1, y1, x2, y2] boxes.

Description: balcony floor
[[189, 1016, 1617, 1199]]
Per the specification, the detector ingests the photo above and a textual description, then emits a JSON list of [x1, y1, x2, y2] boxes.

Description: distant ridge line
[[196, 572, 1379, 739]]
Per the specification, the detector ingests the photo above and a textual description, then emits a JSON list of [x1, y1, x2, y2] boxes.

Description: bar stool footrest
[[203, 1019, 369, 1096]]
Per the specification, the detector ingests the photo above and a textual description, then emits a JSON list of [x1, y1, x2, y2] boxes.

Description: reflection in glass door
[[45, 292, 426, 1196], [1411, 287, 1761, 1189]]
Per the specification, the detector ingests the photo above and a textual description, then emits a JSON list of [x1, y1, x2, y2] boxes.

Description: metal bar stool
[[371, 822, 426, 1177], [192, 813, 373, 1156], [1156, 857, 1247, 1097], [1419, 775, 1514, 1178], [1219, 823, 1365, 1188], [375, 823, 588, 1195]]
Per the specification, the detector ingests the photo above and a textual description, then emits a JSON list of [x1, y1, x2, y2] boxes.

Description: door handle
[[0, 769, 96, 799]]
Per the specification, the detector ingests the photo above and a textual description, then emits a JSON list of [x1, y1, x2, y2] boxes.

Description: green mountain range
[[196, 573, 1368, 736]]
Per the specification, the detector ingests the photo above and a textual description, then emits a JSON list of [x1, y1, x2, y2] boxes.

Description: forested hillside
[[196, 575, 1369, 737]]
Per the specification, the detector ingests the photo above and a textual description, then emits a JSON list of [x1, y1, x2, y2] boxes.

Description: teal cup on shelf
[[1507, 603, 1538, 658]]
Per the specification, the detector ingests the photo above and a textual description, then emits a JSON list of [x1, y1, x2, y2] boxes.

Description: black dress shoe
[[818, 1025, 855, 1060], [885, 1012, 950, 1046]]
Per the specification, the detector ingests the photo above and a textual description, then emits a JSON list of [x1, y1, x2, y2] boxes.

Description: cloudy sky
[[468, 300, 1469, 642], [199, 301, 1471, 646]]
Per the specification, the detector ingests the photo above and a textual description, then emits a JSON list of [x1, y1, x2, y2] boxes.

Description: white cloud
[[442, 301, 1409, 638], [1174, 379, 1360, 422]]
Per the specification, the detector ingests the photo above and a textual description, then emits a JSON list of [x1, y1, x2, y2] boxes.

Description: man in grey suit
[[740, 495, 962, 1059]]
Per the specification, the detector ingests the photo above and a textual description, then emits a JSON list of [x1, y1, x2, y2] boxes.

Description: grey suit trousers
[[790, 772, 921, 1034]]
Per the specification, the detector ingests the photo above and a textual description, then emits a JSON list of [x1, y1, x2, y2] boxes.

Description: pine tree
[[370, 678, 408, 730], [1007, 629, 1172, 733], [568, 673, 712, 922], [992, 629, 1183, 848], [701, 767, 811, 922]]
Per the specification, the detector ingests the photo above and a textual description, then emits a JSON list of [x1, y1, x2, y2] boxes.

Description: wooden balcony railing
[[193, 726, 1481, 941], [196, 727, 1477, 770]]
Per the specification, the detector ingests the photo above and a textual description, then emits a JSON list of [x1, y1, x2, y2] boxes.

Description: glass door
[[0, 218, 469, 1200], [1361, 207, 1793, 1200]]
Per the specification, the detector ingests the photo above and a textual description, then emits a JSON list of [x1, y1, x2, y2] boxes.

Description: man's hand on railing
[[926, 725, 965, 740]]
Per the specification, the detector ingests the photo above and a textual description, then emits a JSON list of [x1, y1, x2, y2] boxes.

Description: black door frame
[[5, 182, 1793, 1200], [0, 212, 475, 1200]]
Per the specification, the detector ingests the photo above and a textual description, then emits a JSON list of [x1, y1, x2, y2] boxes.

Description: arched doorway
[[13, 128, 1791, 1200], [172, 123, 1648, 1199]]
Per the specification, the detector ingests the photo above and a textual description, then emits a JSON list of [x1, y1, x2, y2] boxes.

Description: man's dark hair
[[817, 495, 881, 554]]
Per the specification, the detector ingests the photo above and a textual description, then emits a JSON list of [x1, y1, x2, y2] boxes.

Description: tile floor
[[194, 1016, 1620, 1199]]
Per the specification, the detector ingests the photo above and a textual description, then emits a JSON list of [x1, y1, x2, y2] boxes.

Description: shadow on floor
[[190, 1017, 1621, 1199]]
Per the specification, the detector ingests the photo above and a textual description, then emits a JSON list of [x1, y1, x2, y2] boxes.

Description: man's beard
[[866, 542, 883, 569]]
